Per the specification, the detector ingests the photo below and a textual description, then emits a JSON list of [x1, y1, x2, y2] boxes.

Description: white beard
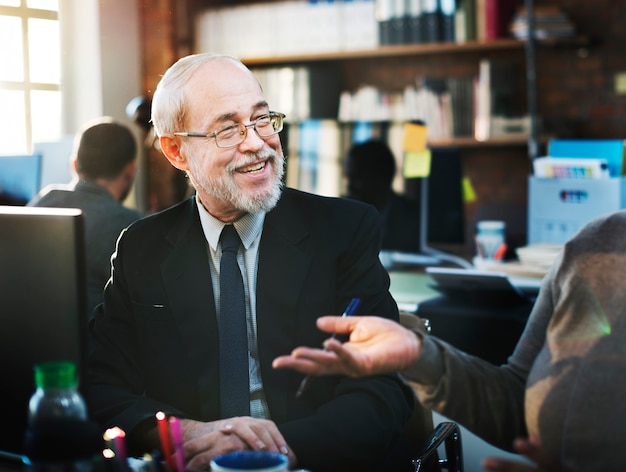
[[187, 147, 285, 214]]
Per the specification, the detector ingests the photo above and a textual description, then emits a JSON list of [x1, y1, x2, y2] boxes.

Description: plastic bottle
[[24, 361, 98, 471], [28, 361, 87, 424]]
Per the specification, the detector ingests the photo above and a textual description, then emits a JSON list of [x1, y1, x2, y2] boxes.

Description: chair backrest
[[412, 422, 463, 472]]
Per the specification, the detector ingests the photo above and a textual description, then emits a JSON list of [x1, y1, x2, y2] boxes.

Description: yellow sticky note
[[403, 150, 431, 178], [402, 122, 428, 153], [462, 177, 477, 203]]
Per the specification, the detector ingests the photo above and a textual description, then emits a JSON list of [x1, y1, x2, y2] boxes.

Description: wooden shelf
[[242, 39, 526, 66], [429, 135, 540, 148], [241, 36, 590, 66]]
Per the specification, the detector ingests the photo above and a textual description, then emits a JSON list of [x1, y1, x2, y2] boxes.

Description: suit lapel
[[162, 199, 220, 419], [257, 192, 312, 420]]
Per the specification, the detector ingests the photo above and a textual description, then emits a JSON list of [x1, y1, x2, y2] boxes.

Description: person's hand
[[482, 437, 557, 472], [272, 315, 421, 377], [180, 417, 294, 470]]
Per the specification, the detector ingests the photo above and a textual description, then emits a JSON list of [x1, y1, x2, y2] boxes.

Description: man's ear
[[124, 159, 137, 180], [159, 135, 189, 171]]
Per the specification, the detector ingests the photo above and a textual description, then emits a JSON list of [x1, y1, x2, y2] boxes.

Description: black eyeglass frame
[[173, 112, 285, 148]]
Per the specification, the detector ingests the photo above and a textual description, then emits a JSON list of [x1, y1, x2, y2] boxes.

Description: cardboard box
[[528, 176, 626, 244]]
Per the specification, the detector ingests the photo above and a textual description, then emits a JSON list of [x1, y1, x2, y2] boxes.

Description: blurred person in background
[[344, 139, 421, 253], [29, 116, 142, 318]]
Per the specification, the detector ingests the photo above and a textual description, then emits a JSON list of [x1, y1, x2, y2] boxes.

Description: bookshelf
[[169, 0, 593, 259], [191, 0, 543, 259], [242, 47, 533, 147], [240, 37, 584, 150]]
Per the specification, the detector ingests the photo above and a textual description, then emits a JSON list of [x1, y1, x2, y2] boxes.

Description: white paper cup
[[210, 451, 288, 472]]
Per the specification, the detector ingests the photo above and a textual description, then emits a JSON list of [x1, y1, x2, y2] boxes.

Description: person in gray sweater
[[29, 117, 142, 318], [274, 210, 626, 471]]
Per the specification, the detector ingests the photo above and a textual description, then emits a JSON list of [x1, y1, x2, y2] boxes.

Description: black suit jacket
[[86, 188, 414, 471]]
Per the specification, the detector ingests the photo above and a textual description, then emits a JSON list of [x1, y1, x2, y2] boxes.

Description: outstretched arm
[[272, 315, 421, 377]]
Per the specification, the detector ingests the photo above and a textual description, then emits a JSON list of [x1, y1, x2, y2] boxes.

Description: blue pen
[[295, 297, 361, 398]]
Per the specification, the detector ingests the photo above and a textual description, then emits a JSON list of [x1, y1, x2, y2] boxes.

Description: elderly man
[[85, 53, 415, 472]]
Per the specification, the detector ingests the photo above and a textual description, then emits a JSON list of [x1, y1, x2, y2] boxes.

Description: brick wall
[[536, 0, 626, 140]]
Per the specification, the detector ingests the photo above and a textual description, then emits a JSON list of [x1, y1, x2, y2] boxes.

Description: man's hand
[[482, 437, 557, 472], [272, 315, 421, 377], [180, 417, 295, 470]]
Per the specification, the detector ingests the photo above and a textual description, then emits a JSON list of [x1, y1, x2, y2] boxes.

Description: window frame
[[0, 2, 60, 154]]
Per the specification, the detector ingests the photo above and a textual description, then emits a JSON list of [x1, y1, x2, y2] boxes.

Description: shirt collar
[[73, 180, 116, 200], [195, 194, 265, 251]]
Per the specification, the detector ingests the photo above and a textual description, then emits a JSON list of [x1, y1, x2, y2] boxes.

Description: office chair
[[412, 422, 463, 472], [404, 391, 463, 472]]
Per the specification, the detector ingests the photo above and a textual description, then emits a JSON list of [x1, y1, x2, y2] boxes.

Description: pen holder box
[[527, 176, 626, 245]]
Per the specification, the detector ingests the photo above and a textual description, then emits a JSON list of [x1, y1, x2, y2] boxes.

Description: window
[[0, 0, 61, 155]]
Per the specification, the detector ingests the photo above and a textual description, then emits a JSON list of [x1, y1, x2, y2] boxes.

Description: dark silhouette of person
[[344, 140, 422, 253]]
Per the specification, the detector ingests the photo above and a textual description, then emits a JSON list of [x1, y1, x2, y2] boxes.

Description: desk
[[389, 269, 542, 312], [389, 269, 538, 365], [388, 270, 440, 313]]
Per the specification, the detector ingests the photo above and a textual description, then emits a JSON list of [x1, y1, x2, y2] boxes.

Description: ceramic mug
[[209, 451, 289, 472]]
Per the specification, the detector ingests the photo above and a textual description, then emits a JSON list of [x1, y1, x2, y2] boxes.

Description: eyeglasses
[[173, 112, 285, 148]]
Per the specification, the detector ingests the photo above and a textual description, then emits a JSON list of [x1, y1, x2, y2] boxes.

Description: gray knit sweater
[[406, 210, 626, 471]]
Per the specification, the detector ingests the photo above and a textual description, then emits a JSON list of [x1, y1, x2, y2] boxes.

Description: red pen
[[156, 411, 175, 471], [493, 243, 507, 261]]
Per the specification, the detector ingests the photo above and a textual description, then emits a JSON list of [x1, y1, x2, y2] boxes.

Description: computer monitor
[[346, 122, 468, 267], [0, 154, 43, 205], [0, 206, 87, 457], [33, 138, 74, 189]]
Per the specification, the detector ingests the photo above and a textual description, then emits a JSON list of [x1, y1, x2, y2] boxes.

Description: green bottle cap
[[34, 361, 78, 389]]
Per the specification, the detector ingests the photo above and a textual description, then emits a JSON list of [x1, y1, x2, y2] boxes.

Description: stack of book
[[376, 0, 457, 44], [509, 5, 576, 40], [197, 0, 378, 58], [251, 64, 342, 123], [337, 77, 476, 140], [198, 0, 528, 55], [287, 120, 343, 197], [475, 0, 517, 41], [254, 57, 524, 143], [474, 58, 528, 141], [375, 0, 517, 45]]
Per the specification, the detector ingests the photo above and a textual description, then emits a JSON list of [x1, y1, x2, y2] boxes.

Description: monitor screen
[[34, 138, 74, 189], [0, 206, 87, 457], [423, 147, 465, 246], [0, 154, 42, 205]]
